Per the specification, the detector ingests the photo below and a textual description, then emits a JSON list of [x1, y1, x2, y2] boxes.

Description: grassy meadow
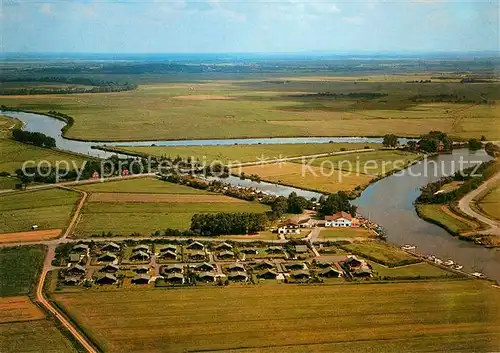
[[318, 227, 374, 239], [105, 143, 379, 164], [342, 241, 419, 266], [416, 204, 477, 235], [1, 78, 498, 141], [369, 262, 458, 279], [0, 246, 45, 297], [0, 188, 80, 234], [477, 181, 500, 221], [53, 281, 500, 353]]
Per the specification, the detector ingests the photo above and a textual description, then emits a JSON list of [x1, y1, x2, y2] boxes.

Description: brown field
[[0, 229, 62, 244], [172, 94, 233, 100], [237, 162, 373, 193], [88, 193, 247, 203], [0, 296, 45, 324]]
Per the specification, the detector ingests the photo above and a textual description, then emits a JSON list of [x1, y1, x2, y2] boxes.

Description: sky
[[1, 0, 498, 53]]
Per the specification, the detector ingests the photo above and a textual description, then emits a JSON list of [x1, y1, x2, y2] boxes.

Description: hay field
[[0, 188, 80, 233], [0, 296, 45, 323], [88, 192, 247, 203], [318, 228, 374, 239], [53, 281, 500, 353], [0, 229, 62, 244], [342, 241, 420, 266], [237, 162, 373, 193]]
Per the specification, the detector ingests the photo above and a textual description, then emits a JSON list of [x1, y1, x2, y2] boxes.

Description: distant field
[[53, 281, 500, 352], [342, 241, 418, 266], [107, 143, 379, 164], [237, 162, 373, 193], [75, 201, 270, 236], [318, 227, 374, 239], [74, 177, 212, 194], [88, 192, 246, 203], [1, 79, 498, 141], [477, 182, 500, 221], [0, 188, 79, 233], [302, 150, 421, 176], [0, 246, 45, 297], [417, 204, 476, 234]]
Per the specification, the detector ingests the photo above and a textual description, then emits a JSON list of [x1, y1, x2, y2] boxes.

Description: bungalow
[[294, 245, 308, 254], [132, 245, 150, 253], [188, 250, 206, 261], [135, 265, 149, 274], [68, 253, 82, 263], [227, 263, 245, 272], [129, 251, 150, 261], [228, 271, 248, 281], [291, 270, 311, 280], [352, 268, 373, 278], [132, 274, 151, 284], [161, 264, 183, 274], [97, 252, 117, 262], [66, 264, 86, 276], [95, 274, 117, 285], [215, 242, 233, 251], [186, 241, 204, 250], [342, 256, 363, 269], [286, 262, 306, 271], [319, 267, 342, 278], [158, 250, 177, 260], [277, 220, 300, 234], [240, 247, 258, 255], [101, 242, 120, 252], [217, 250, 235, 260], [253, 261, 275, 270], [166, 273, 184, 284], [258, 269, 278, 279], [266, 246, 283, 254], [62, 276, 80, 285], [315, 261, 332, 268], [160, 244, 177, 253], [195, 262, 215, 272], [197, 271, 216, 282], [100, 263, 119, 273], [72, 244, 89, 252], [325, 211, 355, 227]]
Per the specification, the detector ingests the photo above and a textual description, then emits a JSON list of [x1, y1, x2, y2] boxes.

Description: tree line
[[190, 213, 268, 236], [11, 128, 56, 148]]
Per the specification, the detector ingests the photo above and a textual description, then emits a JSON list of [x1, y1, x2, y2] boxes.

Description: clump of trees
[[271, 192, 312, 217], [414, 131, 453, 153], [485, 142, 500, 157], [190, 213, 268, 236], [11, 128, 56, 148], [318, 191, 357, 216], [382, 134, 399, 148], [467, 138, 483, 151]]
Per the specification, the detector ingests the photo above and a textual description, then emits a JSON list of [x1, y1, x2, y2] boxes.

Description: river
[[3, 110, 500, 281]]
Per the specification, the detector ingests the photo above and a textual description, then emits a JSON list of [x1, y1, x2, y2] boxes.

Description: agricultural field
[[0, 246, 46, 296], [318, 227, 374, 239], [53, 281, 500, 353], [0, 229, 62, 244], [237, 162, 373, 193], [341, 241, 418, 266], [0, 296, 45, 323], [477, 181, 500, 221], [106, 143, 379, 164], [75, 198, 270, 236], [416, 204, 477, 234], [74, 177, 212, 194], [1, 78, 498, 141], [369, 262, 458, 279], [302, 150, 421, 176], [0, 188, 80, 234]]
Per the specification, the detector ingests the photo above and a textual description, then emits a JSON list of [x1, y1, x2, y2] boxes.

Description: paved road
[[458, 171, 500, 236]]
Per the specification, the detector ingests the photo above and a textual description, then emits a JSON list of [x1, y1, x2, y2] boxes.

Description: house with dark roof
[[66, 264, 86, 276], [129, 251, 150, 261], [166, 273, 184, 284], [258, 269, 278, 279], [294, 245, 308, 254], [342, 256, 363, 269], [253, 261, 275, 270], [68, 253, 82, 263], [291, 270, 311, 280], [315, 261, 332, 268], [286, 262, 306, 271], [352, 268, 373, 278], [227, 263, 245, 272], [228, 271, 248, 281], [132, 274, 151, 284], [188, 250, 206, 261], [158, 250, 177, 260], [101, 242, 120, 252], [135, 265, 149, 274], [160, 244, 177, 253], [217, 250, 235, 260], [240, 247, 258, 255], [95, 274, 117, 285], [195, 262, 215, 272], [215, 242, 233, 251], [98, 252, 117, 262], [132, 245, 150, 253], [266, 246, 283, 254], [186, 241, 204, 250], [62, 276, 80, 285], [197, 272, 216, 282], [161, 264, 183, 274], [72, 244, 89, 252], [318, 267, 342, 278], [100, 263, 119, 273]]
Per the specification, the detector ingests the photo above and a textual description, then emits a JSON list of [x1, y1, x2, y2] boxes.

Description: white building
[[324, 212, 354, 227], [277, 221, 301, 234]]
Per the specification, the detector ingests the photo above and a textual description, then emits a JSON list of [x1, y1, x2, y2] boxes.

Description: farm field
[[341, 241, 418, 266], [74, 177, 212, 194], [88, 192, 246, 203], [75, 200, 270, 236], [302, 150, 421, 176], [0, 246, 46, 297], [53, 281, 500, 353], [106, 143, 379, 164], [0, 296, 45, 323], [477, 182, 500, 221], [0, 188, 80, 233], [1, 79, 498, 141], [318, 227, 374, 239], [237, 162, 373, 193], [369, 262, 458, 279], [416, 204, 476, 234], [0, 229, 62, 244]]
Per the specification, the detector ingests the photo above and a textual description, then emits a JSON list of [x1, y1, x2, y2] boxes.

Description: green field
[[75, 201, 270, 236], [1, 79, 498, 141], [302, 150, 421, 176], [477, 181, 500, 221], [342, 241, 419, 266], [319, 227, 374, 239], [0, 188, 80, 233], [0, 246, 45, 297], [53, 281, 500, 352], [416, 204, 475, 234], [370, 262, 457, 279], [74, 177, 212, 194], [105, 143, 379, 164]]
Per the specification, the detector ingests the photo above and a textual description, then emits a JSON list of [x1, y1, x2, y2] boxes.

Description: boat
[[453, 265, 463, 270], [443, 260, 454, 266], [434, 258, 443, 265], [401, 244, 416, 251], [471, 272, 486, 279]]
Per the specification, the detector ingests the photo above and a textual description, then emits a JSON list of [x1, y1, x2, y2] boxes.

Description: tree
[[468, 138, 482, 151], [287, 192, 308, 214], [382, 134, 399, 148], [271, 196, 288, 218], [318, 191, 356, 216], [407, 140, 417, 152], [480, 135, 486, 142]]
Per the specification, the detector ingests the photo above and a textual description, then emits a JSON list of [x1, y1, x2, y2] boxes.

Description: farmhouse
[[161, 264, 183, 274], [98, 252, 117, 262], [215, 242, 233, 251], [291, 270, 311, 280], [253, 261, 275, 270], [188, 250, 206, 261], [266, 246, 283, 254], [319, 267, 342, 278], [277, 220, 300, 234], [101, 242, 120, 252], [240, 247, 258, 255], [228, 271, 248, 281], [95, 274, 117, 285], [258, 269, 278, 279], [198, 272, 216, 282], [72, 244, 89, 252], [294, 245, 308, 254], [66, 264, 86, 276], [217, 250, 235, 260], [132, 274, 151, 284], [158, 250, 177, 260], [130, 251, 150, 261], [195, 262, 215, 272], [227, 263, 245, 272], [100, 264, 119, 273], [286, 262, 306, 271], [186, 241, 204, 250], [325, 212, 356, 227], [166, 273, 184, 284], [132, 245, 150, 253]]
